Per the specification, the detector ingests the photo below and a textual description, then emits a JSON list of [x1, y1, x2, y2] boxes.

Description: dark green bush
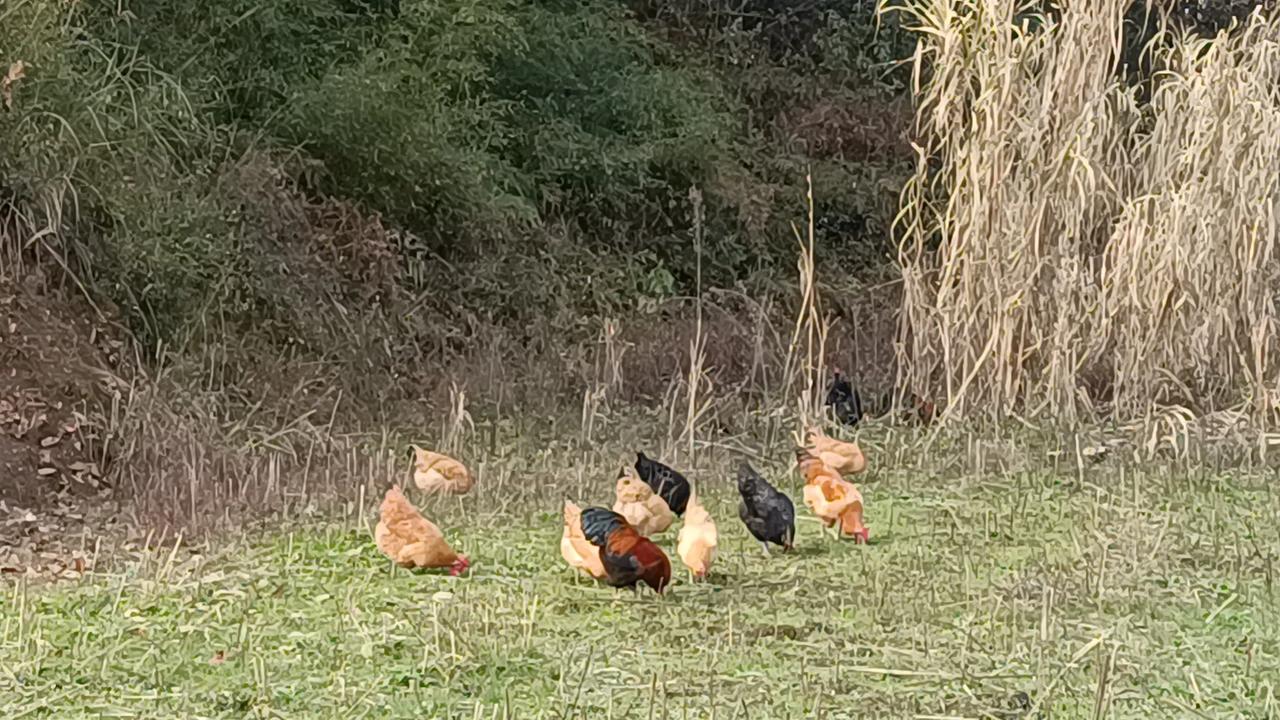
[[4, 0, 916, 353]]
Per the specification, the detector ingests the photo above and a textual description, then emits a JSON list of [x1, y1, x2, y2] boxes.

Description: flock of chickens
[[375, 370, 875, 594]]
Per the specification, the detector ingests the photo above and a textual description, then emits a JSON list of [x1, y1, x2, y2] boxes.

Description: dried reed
[[885, 0, 1280, 428]]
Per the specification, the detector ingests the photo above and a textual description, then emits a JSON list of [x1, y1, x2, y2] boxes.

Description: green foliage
[[2, 5, 250, 346], [4, 0, 915, 352], [84, 0, 395, 121]]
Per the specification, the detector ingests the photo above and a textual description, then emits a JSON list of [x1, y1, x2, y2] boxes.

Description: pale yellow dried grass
[[885, 1, 1280, 429]]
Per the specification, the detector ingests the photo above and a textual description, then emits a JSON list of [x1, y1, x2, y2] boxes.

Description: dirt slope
[[0, 270, 127, 577]]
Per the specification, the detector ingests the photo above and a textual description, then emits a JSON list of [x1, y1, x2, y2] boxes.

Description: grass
[[4, 446, 1278, 718]]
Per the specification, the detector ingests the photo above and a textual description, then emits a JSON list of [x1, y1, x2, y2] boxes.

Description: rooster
[[736, 462, 795, 555], [410, 446, 474, 495], [374, 486, 471, 575], [806, 427, 867, 477], [825, 368, 862, 426], [796, 448, 868, 543], [634, 452, 692, 516], [579, 507, 671, 594]]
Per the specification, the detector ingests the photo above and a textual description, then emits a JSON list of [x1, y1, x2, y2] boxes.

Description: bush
[[4, 0, 918, 359]]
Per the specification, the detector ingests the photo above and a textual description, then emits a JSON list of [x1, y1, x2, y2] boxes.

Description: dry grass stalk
[[885, 0, 1280, 429], [781, 172, 830, 439], [680, 188, 712, 462], [440, 383, 473, 457]]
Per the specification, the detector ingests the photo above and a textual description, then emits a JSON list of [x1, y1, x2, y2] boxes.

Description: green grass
[[3, 460, 1279, 718]]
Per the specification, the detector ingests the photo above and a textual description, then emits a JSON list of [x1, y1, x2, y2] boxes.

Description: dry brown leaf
[[2, 60, 26, 110], [209, 650, 227, 665]]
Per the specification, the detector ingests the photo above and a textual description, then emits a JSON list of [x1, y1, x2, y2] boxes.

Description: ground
[[2, 452, 1276, 718], [0, 272, 128, 579]]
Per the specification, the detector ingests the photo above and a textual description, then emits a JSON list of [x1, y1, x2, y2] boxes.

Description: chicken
[[825, 368, 863, 426], [676, 488, 717, 581], [736, 461, 795, 555], [796, 448, 868, 543], [806, 427, 867, 477], [561, 500, 607, 580], [613, 466, 675, 536], [634, 452, 692, 516], [374, 485, 471, 574], [579, 507, 671, 594], [411, 446, 474, 495], [910, 392, 937, 425]]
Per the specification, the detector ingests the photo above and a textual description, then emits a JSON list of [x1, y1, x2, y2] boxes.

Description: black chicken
[[825, 368, 863, 426], [634, 452, 692, 516], [736, 461, 795, 555]]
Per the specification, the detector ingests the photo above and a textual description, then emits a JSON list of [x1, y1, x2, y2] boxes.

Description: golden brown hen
[[806, 427, 867, 477], [411, 446, 474, 495], [796, 448, 868, 543], [375, 485, 470, 574]]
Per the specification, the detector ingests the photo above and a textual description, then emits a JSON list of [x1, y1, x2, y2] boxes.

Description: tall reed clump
[[885, 0, 1280, 428]]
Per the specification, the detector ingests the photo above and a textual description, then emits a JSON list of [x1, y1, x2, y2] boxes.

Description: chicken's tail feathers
[[580, 507, 626, 547]]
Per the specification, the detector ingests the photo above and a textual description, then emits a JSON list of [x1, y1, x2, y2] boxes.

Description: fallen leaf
[[2, 60, 26, 110], [68, 461, 100, 476], [209, 650, 227, 666], [40, 435, 60, 448]]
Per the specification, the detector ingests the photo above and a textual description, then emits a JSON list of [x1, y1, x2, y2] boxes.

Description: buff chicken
[[806, 427, 867, 477], [561, 499, 607, 580], [411, 446, 474, 494], [613, 466, 675, 536], [374, 485, 471, 574], [676, 488, 717, 581], [796, 448, 868, 543]]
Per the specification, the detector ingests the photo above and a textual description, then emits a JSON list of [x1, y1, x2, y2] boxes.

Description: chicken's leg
[[760, 540, 771, 556]]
